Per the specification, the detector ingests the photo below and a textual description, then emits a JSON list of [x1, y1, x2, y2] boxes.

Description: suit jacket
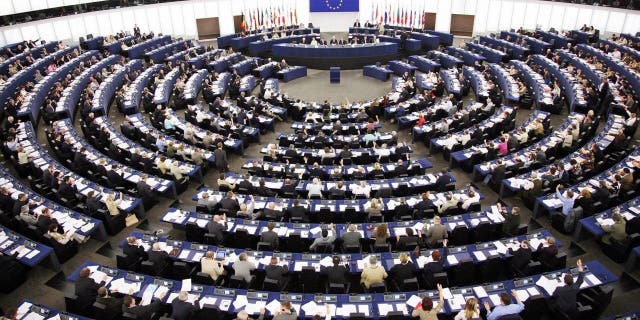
[[137, 181, 154, 200], [237, 180, 254, 193], [287, 205, 308, 222], [508, 247, 532, 271], [321, 265, 349, 284], [260, 230, 279, 249], [75, 277, 103, 310], [123, 243, 147, 265], [389, 262, 416, 285], [551, 271, 585, 316], [434, 175, 453, 192], [206, 221, 226, 244], [340, 230, 362, 247], [425, 224, 447, 246], [265, 264, 288, 285], [148, 250, 169, 274], [214, 148, 228, 169], [537, 244, 558, 267], [58, 182, 77, 201], [219, 198, 240, 213], [171, 299, 198, 320], [86, 195, 102, 213], [123, 299, 162, 320], [96, 296, 122, 315]]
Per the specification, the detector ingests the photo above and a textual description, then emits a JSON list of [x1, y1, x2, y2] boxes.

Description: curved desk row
[[67, 260, 616, 318], [271, 43, 399, 69]]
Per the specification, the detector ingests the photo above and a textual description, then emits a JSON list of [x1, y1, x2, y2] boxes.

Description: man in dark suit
[[122, 294, 165, 320], [206, 214, 227, 245], [237, 173, 255, 194], [550, 259, 585, 318], [107, 165, 125, 188], [123, 236, 148, 266], [395, 228, 422, 250], [281, 178, 298, 196], [219, 191, 240, 214], [96, 286, 122, 315], [265, 256, 289, 289], [214, 142, 228, 172], [490, 159, 506, 187], [170, 291, 198, 320], [86, 190, 102, 213], [287, 199, 309, 222], [137, 175, 157, 210], [394, 159, 408, 176], [260, 222, 279, 249], [320, 256, 350, 285], [434, 169, 453, 192], [389, 252, 417, 289], [57, 176, 79, 203], [73, 148, 91, 173], [75, 267, 106, 311], [147, 242, 170, 275], [413, 192, 435, 214], [507, 240, 532, 275]]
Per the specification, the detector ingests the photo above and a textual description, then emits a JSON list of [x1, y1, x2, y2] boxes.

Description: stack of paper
[[535, 276, 561, 295], [473, 286, 488, 298]]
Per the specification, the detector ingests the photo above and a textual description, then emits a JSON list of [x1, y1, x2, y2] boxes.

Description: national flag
[[375, 4, 379, 24], [294, 7, 298, 24], [280, 7, 287, 26], [396, 5, 400, 26], [241, 11, 247, 31]]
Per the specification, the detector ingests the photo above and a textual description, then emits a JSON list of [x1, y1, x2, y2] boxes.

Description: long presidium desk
[[271, 43, 399, 70], [67, 260, 616, 318]]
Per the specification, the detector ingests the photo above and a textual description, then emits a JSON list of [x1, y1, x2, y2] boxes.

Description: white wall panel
[[52, 20, 71, 41], [464, 0, 477, 15], [0, 1, 14, 16], [218, 0, 234, 35], [121, 10, 135, 32], [30, 0, 48, 11], [157, 6, 173, 35], [537, 3, 552, 30], [82, 14, 99, 37], [68, 16, 87, 40], [473, 0, 490, 34], [522, 2, 538, 30], [170, 4, 185, 37], [204, 1, 218, 18], [133, 8, 149, 33], [20, 25, 39, 42], [0, 32, 6, 47], [108, 11, 124, 34], [486, 0, 501, 32], [36, 22, 56, 42], [622, 13, 640, 34], [451, 0, 465, 14], [576, 7, 593, 28], [182, 3, 197, 39], [2, 0, 640, 44], [607, 11, 626, 34], [435, 0, 451, 33], [96, 12, 112, 36], [47, 0, 64, 8], [591, 9, 609, 33], [510, 1, 526, 30], [3, 28, 23, 44], [563, 6, 578, 30], [423, 0, 436, 12], [548, 4, 564, 30], [146, 7, 161, 35], [12, 0, 31, 14], [499, 0, 513, 31]]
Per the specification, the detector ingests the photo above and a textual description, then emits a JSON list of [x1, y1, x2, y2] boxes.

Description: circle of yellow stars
[[325, 0, 344, 11]]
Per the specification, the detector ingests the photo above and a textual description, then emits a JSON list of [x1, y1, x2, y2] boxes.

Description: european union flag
[[309, 0, 359, 12]]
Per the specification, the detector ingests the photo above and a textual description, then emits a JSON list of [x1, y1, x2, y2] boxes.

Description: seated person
[[309, 224, 336, 251], [360, 255, 387, 289], [389, 252, 416, 288]]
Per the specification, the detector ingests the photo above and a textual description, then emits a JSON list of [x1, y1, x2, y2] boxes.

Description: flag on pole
[[241, 11, 247, 31], [294, 7, 298, 24]]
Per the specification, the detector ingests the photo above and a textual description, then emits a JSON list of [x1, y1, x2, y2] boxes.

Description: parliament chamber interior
[[1, 0, 640, 319]]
